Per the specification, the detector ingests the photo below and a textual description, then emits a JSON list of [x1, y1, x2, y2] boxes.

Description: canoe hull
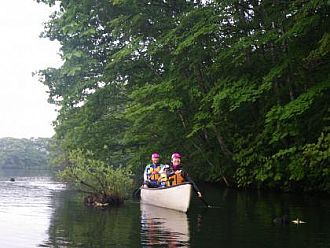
[[141, 183, 192, 212]]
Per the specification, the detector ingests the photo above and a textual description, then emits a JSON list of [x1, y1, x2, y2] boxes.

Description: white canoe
[[140, 182, 192, 212]]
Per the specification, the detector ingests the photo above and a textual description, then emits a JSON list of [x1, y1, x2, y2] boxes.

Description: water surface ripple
[[1, 173, 330, 248], [0, 176, 65, 248]]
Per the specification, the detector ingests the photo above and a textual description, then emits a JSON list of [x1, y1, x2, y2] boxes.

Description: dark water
[[1, 170, 330, 247]]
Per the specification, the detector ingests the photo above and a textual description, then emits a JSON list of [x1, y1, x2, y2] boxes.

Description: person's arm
[[183, 172, 202, 198], [159, 164, 169, 174]]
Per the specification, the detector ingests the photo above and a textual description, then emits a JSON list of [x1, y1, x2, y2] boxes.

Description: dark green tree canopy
[[38, 0, 330, 192]]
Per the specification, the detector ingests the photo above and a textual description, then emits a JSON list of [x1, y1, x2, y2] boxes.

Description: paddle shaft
[[199, 195, 210, 208], [188, 178, 210, 208], [132, 187, 141, 199]]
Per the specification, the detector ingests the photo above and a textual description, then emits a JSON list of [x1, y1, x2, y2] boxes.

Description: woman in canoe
[[159, 153, 203, 198]]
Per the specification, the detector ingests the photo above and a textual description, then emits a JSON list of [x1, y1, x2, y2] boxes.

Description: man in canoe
[[159, 153, 202, 198], [143, 153, 163, 188]]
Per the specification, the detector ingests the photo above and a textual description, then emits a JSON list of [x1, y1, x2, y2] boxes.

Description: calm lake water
[[1, 169, 330, 247]]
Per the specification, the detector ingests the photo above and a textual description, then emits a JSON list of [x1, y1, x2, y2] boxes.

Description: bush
[[59, 150, 134, 204]]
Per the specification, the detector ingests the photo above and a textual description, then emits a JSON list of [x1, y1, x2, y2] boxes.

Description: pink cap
[[151, 153, 160, 159], [171, 153, 181, 159]]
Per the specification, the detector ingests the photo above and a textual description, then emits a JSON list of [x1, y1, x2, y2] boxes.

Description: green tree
[[60, 149, 133, 203], [38, 0, 330, 192], [0, 137, 52, 169]]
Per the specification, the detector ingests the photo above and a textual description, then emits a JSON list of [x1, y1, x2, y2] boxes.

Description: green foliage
[[38, 0, 330, 193], [302, 130, 330, 191], [0, 137, 52, 169], [59, 150, 133, 199]]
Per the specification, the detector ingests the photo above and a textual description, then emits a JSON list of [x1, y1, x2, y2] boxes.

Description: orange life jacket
[[168, 170, 185, 186], [147, 165, 161, 181]]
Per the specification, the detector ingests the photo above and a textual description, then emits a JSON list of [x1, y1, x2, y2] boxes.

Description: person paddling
[[160, 153, 202, 198], [143, 153, 163, 188]]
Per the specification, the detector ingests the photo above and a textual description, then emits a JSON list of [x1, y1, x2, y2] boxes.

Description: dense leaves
[[60, 149, 133, 200], [38, 0, 330, 192]]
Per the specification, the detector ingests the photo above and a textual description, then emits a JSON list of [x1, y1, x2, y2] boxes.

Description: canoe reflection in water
[[141, 204, 190, 247]]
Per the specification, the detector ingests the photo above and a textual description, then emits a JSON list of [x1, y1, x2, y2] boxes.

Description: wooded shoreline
[[35, 0, 329, 193]]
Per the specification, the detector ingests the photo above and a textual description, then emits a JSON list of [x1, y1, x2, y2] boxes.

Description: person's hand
[[197, 192, 202, 198], [143, 184, 148, 188]]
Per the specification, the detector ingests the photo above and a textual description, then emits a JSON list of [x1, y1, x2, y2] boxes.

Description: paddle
[[199, 195, 210, 208], [132, 187, 141, 199], [188, 178, 211, 208]]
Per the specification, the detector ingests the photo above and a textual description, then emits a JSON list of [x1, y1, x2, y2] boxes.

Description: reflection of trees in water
[[37, 184, 330, 247], [140, 204, 190, 247], [40, 190, 141, 247]]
